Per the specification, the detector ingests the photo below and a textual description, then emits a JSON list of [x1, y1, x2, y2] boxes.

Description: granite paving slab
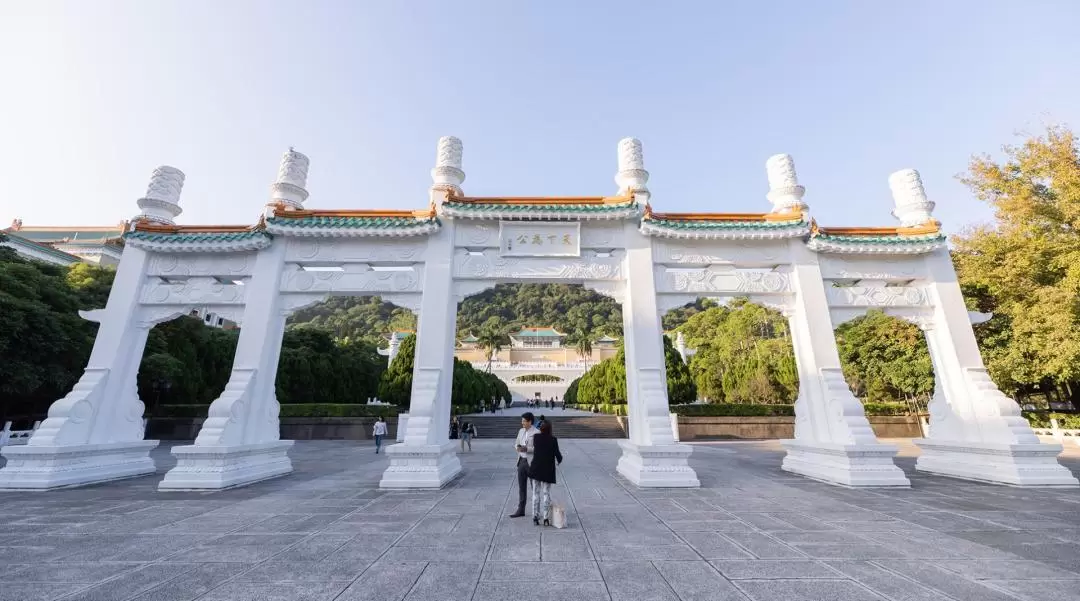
[[0, 439, 1076, 600]]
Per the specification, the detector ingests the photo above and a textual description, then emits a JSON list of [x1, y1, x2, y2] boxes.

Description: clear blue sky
[[2, 1, 1078, 234]]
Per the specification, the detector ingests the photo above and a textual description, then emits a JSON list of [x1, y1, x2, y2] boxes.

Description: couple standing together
[[509, 412, 563, 526]]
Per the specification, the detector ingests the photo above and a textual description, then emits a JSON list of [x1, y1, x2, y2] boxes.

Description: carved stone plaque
[[499, 222, 580, 257]]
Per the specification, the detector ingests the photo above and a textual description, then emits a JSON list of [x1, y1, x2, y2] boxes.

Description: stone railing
[[0, 421, 40, 446], [1032, 419, 1080, 445]]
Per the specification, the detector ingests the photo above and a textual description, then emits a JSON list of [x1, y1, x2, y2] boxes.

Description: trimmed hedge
[[862, 402, 911, 416], [1024, 411, 1080, 429], [157, 403, 401, 419], [671, 404, 795, 417]]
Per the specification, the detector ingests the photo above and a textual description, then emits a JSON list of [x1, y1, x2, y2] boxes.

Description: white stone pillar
[[158, 240, 293, 490], [779, 247, 909, 486], [379, 137, 464, 488], [157, 151, 306, 490], [914, 248, 1078, 486], [614, 138, 699, 487], [0, 167, 189, 489]]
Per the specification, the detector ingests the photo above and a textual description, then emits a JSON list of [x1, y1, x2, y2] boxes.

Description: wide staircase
[[464, 415, 626, 439]]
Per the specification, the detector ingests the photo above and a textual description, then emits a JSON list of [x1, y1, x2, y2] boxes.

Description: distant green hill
[[288, 283, 625, 344]]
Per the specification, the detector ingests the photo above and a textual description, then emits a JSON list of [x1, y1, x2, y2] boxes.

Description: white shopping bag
[[551, 504, 567, 529]]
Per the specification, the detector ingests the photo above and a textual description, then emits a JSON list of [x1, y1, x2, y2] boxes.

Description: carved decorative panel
[[818, 256, 924, 280], [140, 277, 246, 305], [652, 240, 789, 265], [147, 254, 253, 277], [284, 239, 425, 263], [280, 264, 422, 293], [825, 285, 927, 307], [453, 250, 623, 281], [658, 265, 791, 295]]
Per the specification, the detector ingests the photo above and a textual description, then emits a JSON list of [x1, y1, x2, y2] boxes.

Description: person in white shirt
[[373, 416, 388, 454], [509, 412, 538, 518]]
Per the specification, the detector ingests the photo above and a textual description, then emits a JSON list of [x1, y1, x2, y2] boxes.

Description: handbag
[[551, 503, 567, 529]]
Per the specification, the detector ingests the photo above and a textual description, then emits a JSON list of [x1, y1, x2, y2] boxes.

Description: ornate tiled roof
[[265, 206, 440, 237], [511, 327, 566, 337], [124, 223, 272, 253], [640, 207, 811, 240], [441, 194, 638, 220], [0, 231, 83, 264], [806, 222, 946, 254]]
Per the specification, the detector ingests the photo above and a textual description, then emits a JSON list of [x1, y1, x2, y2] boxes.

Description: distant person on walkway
[[372, 416, 388, 454], [450, 416, 460, 440], [527, 420, 563, 526], [460, 420, 475, 452], [509, 412, 538, 518]]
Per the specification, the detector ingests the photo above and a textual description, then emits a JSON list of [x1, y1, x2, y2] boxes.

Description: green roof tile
[[813, 232, 946, 244], [266, 215, 438, 228], [124, 230, 270, 244], [444, 201, 635, 213], [643, 217, 808, 231]]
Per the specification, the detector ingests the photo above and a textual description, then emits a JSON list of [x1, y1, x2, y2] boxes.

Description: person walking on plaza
[[528, 420, 563, 526], [450, 416, 460, 440], [509, 412, 538, 518], [372, 416, 388, 454], [460, 420, 475, 453]]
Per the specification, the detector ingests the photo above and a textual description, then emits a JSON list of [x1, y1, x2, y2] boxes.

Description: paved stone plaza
[[2, 439, 1080, 601]]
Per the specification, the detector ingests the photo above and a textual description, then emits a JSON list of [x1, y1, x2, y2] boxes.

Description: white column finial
[[889, 168, 936, 226], [269, 148, 310, 211], [134, 166, 185, 225], [431, 136, 465, 199], [615, 137, 649, 196], [765, 154, 806, 214]]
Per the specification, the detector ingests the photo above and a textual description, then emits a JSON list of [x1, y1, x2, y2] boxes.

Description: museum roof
[[0, 231, 83, 264], [511, 327, 566, 337], [595, 335, 619, 343], [460, 334, 479, 343], [441, 193, 638, 220]]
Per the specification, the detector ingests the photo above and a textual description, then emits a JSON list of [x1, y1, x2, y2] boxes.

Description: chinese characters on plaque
[[499, 222, 581, 257]]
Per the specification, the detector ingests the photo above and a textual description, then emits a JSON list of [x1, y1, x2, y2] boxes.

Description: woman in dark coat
[[527, 421, 563, 525]]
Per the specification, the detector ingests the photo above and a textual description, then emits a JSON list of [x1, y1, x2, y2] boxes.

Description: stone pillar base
[[158, 440, 293, 491], [616, 440, 700, 488], [781, 439, 910, 487], [914, 439, 1079, 487], [379, 441, 462, 489], [0, 440, 159, 490]]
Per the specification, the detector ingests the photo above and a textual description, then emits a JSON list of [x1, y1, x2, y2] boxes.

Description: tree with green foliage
[[834, 310, 934, 405], [679, 299, 798, 404], [288, 296, 417, 348], [0, 248, 101, 420], [573, 332, 594, 369], [377, 333, 510, 410], [475, 329, 508, 372], [664, 334, 697, 404], [457, 283, 623, 339], [377, 333, 417, 407], [661, 297, 718, 331], [953, 126, 1080, 399]]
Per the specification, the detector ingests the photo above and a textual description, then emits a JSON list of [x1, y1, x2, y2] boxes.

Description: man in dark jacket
[[509, 412, 538, 518]]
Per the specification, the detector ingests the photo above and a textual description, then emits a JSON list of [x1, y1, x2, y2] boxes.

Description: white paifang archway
[[1, 138, 1075, 491]]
